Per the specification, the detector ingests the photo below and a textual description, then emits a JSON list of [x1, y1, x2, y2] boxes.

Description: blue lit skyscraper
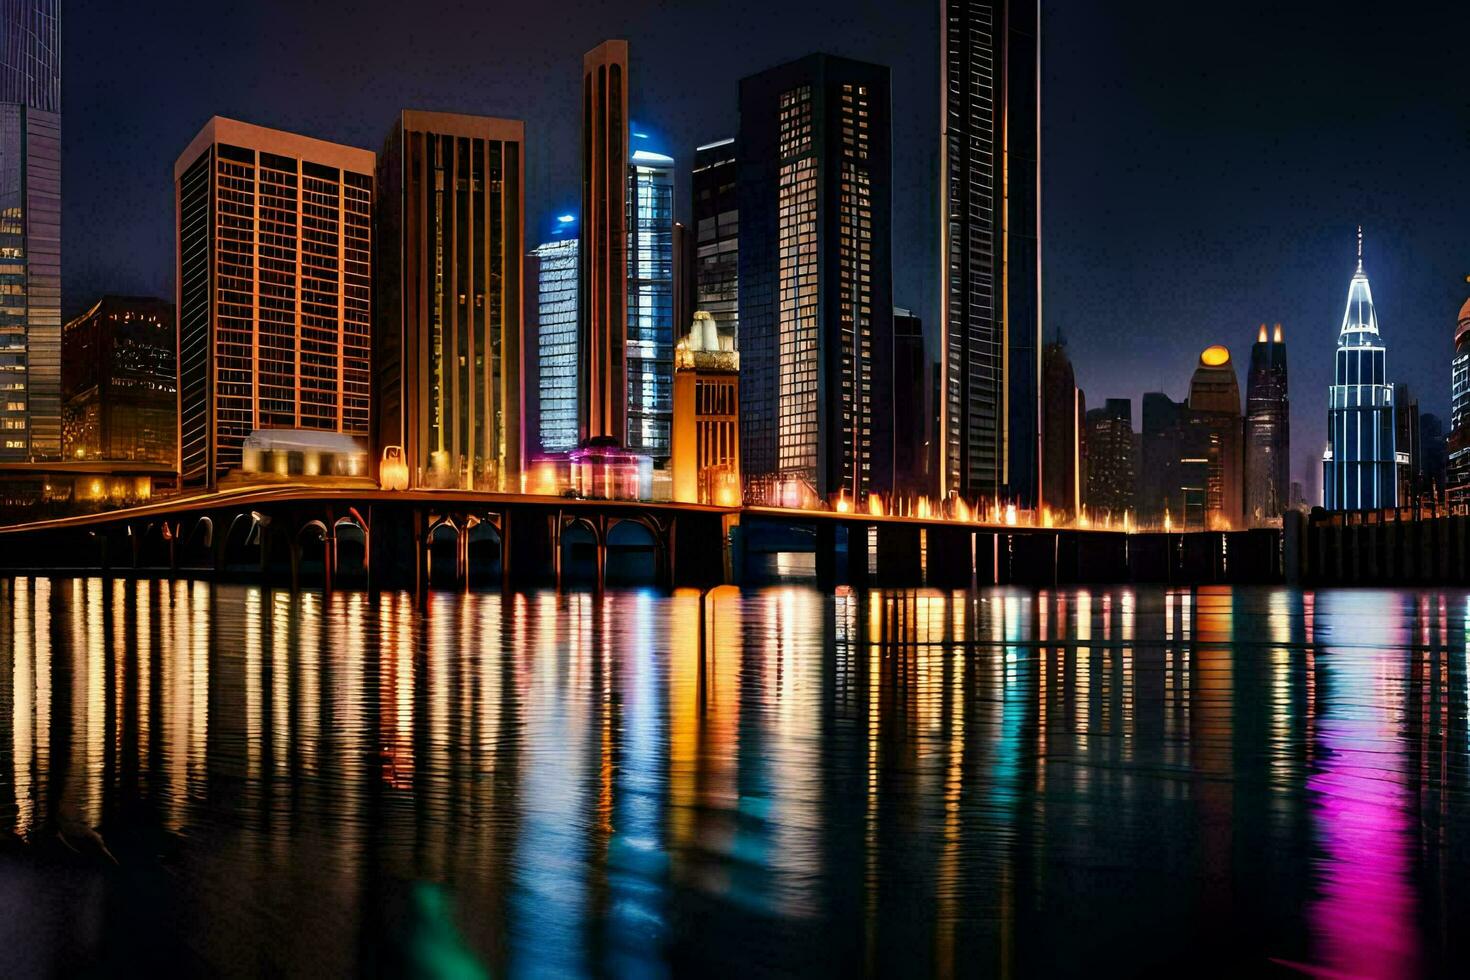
[[1323, 230, 1396, 511], [0, 0, 60, 461], [626, 144, 674, 458], [532, 220, 580, 453]]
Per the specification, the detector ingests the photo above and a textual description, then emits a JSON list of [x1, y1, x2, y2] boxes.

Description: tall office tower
[[891, 308, 933, 498], [61, 296, 176, 464], [175, 117, 374, 490], [626, 146, 674, 458], [1447, 293, 1470, 508], [376, 110, 523, 491], [0, 0, 59, 461], [580, 39, 629, 444], [1244, 322, 1290, 524], [1139, 391, 1185, 524], [671, 310, 740, 505], [1420, 412, 1446, 503], [1323, 231, 1396, 510], [1040, 339, 1082, 518], [531, 231, 579, 454], [1393, 382, 1420, 506], [693, 138, 738, 342], [1187, 345, 1243, 529], [673, 220, 694, 343], [940, 0, 1042, 508], [738, 54, 894, 503], [1084, 398, 1134, 520]]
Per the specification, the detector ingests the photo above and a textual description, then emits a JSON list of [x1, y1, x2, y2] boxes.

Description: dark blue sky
[[63, 0, 1469, 497]]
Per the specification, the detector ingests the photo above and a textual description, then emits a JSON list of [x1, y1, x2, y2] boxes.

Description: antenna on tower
[[1356, 225, 1364, 273]]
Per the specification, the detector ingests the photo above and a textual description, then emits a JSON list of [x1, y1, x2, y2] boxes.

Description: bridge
[[0, 483, 1342, 592]]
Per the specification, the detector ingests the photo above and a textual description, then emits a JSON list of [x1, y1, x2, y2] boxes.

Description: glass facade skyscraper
[[0, 0, 60, 461], [1447, 296, 1470, 508], [941, 0, 1042, 508], [738, 54, 893, 503], [533, 236, 580, 453], [61, 296, 176, 464], [625, 149, 674, 458], [376, 110, 524, 491], [692, 138, 738, 344], [1245, 323, 1289, 523], [175, 117, 374, 489], [1323, 234, 1396, 511]]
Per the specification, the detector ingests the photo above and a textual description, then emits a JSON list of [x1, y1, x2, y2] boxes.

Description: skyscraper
[[530, 226, 579, 454], [888, 308, 934, 498], [1187, 345, 1243, 529], [1139, 391, 1184, 524], [940, 0, 1042, 508], [376, 110, 524, 491], [579, 39, 629, 445], [1084, 398, 1134, 520], [1244, 322, 1289, 524], [1447, 292, 1470, 508], [1040, 339, 1082, 519], [61, 296, 176, 465], [738, 54, 893, 503], [1420, 412, 1447, 504], [1323, 231, 1396, 511], [175, 117, 374, 489], [626, 144, 674, 458], [671, 310, 740, 505], [1394, 382, 1420, 507], [692, 137, 738, 343], [0, 0, 60, 461]]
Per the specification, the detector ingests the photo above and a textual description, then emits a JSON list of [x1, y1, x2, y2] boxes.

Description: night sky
[[63, 0, 1469, 497]]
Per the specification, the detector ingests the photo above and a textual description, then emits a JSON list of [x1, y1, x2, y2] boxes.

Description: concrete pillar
[[845, 522, 871, 589], [926, 527, 974, 588], [815, 522, 838, 590], [875, 523, 923, 586], [974, 532, 998, 586]]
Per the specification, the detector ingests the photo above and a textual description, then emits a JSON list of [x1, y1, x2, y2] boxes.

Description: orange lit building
[[580, 40, 629, 445], [61, 296, 176, 466], [376, 110, 525, 490], [1187, 344, 1244, 529], [671, 311, 740, 505], [174, 117, 374, 489]]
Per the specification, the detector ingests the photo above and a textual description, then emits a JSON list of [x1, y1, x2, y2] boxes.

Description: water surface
[[0, 580, 1465, 977]]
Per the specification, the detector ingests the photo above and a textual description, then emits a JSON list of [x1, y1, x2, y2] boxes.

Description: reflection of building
[[738, 54, 893, 503], [1188, 345, 1243, 529], [626, 145, 674, 458], [1139, 392, 1185, 524], [376, 110, 524, 490], [1323, 232, 1396, 511], [175, 117, 374, 489], [1041, 340, 1082, 518], [1448, 294, 1470, 508], [580, 40, 629, 445], [530, 232, 579, 454], [1245, 323, 1289, 524], [61, 296, 176, 466], [671, 311, 740, 505], [1085, 398, 1134, 519], [940, 0, 1042, 508], [890, 308, 933, 498], [692, 138, 738, 343], [0, 0, 61, 461]]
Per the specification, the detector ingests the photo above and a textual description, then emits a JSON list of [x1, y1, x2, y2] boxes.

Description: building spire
[[1356, 225, 1363, 274]]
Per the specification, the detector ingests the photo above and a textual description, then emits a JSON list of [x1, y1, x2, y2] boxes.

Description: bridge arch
[[606, 517, 660, 586], [220, 512, 261, 574], [179, 516, 213, 571], [332, 515, 368, 586], [559, 517, 602, 588], [466, 517, 503, 588], [427, 519, 462, 589]]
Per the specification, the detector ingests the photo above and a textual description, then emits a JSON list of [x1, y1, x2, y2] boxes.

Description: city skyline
[[55, 1, 1470, 498]]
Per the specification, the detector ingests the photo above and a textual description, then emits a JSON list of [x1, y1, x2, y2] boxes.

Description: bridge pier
[[815, 522, 838, 590], [874, 523, 923, 586], [926, 526, 974, 588], [844, 521, 870, 589]]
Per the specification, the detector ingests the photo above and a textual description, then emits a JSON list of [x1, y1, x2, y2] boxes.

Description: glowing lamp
[[379, 445, 409, 491], [1005, 504, 1018, 527], [835, 494, 852, 514]]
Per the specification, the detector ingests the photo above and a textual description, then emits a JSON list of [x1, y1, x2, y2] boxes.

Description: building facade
[[175, 117, 374, 489], [693, 137, 738, 345], [1448, 296, 1470, 508], [1040, 339, 1082, 519], [738, 54, 894, 504], [0, 0, 60, 461], [1139, 391, 1185, 526], [891, 308, 933, 499], [626, 147, 674, 458], [1084, 398, 1135, 521], [376, 110, 523, 491], [531, 234, 579, 454], [1323, 235, 1396, 511], [1244, 323, 1289, 524], [671, 310, 740, 505], [940, 0, 1042, 509], [61, 296, 176, 465], [1187, 345, 1243, 530], [579, 39, 629, 445]]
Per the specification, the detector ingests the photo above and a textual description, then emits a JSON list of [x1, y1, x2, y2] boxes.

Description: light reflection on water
[[0, 580, 1466, 977]]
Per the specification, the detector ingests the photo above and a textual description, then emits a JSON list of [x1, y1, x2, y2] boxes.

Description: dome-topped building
[[1323, 228, 1397, 510], [1186, 344, 1244, 528]]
